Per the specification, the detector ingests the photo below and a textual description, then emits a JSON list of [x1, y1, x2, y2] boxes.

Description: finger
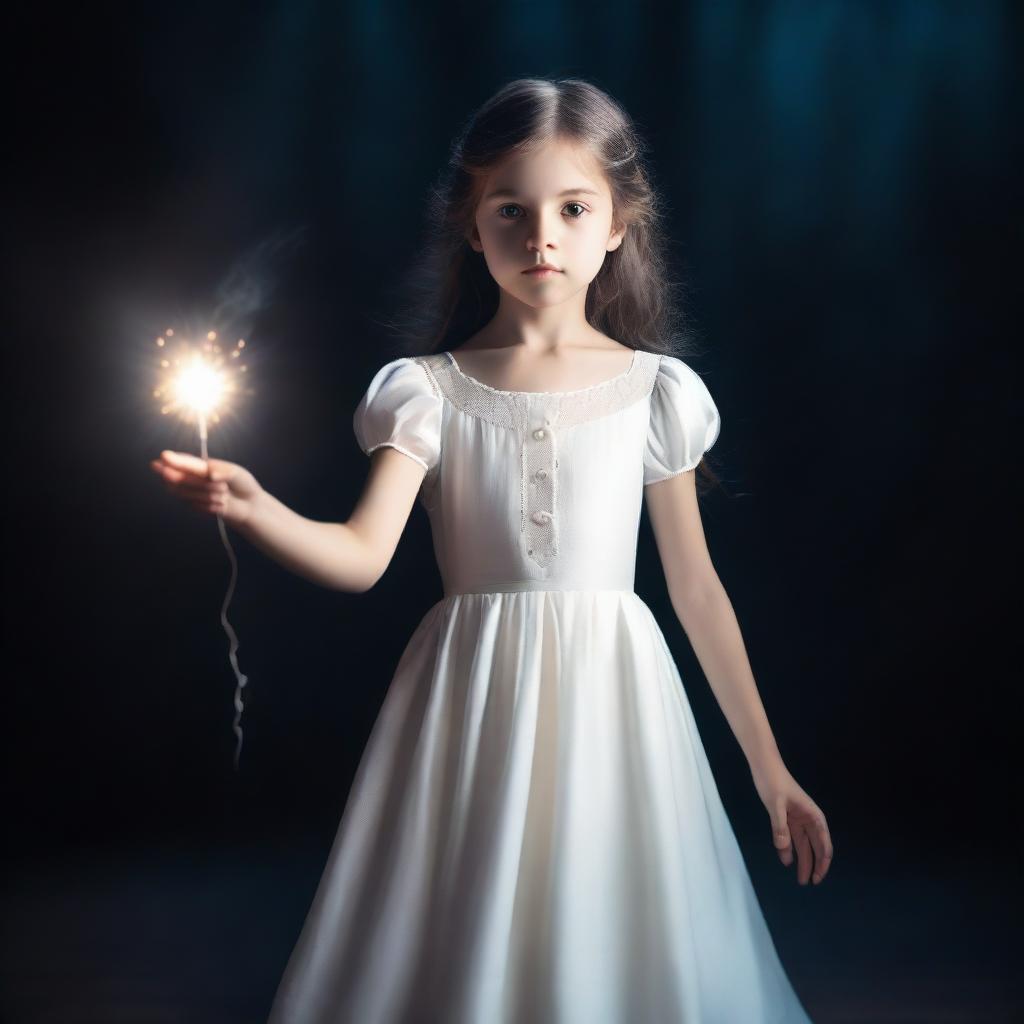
[[155, 461, 207, 486], [187, 495, 226, 516], [206, 464, 233, 484], [184, 486, 226, 506], [793, 823, 814, 886], [151, 459, 182, 482], [772, 799, 793, 866], [161, 450, 211, 477], [810, 817, 833, 884], [165, 478, 226, 500]]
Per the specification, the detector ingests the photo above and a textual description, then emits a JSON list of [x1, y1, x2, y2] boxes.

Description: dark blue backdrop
[[5, 2, 1018, 1020]]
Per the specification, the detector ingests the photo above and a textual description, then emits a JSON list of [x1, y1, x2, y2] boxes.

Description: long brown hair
[[372, 76, 722, 490]]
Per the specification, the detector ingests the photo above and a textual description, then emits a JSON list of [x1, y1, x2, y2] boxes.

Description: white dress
[[266, 349, 814, 1024]]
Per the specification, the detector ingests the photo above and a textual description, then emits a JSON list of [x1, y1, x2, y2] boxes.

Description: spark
[[153, 330, 251, 445]]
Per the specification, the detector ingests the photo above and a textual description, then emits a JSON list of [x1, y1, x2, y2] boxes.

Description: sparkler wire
[[198, 413, 249, 772]]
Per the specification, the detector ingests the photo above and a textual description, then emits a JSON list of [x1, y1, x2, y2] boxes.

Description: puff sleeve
[[643, 355, 721, 484], [353, 357, 443, 473]]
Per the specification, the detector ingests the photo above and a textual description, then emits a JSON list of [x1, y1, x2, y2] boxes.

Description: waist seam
[[442, 585, 637, 598]]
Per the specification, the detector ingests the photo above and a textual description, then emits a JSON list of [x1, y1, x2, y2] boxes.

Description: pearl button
[[535, 469, 547, 480], [533, 428, 546, 440], [531, 510, 551, 526]]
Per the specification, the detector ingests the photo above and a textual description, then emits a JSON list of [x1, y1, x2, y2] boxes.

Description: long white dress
[[266, 348, 814, 1024]]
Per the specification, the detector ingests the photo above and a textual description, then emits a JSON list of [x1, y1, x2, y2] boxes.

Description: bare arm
[[151, 445, 427, 593], [645, 467, 833, 885], [645, 469, 783, 773]]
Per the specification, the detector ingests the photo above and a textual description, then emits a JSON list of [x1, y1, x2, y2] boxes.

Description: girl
[[152, 77, 831, 1023]]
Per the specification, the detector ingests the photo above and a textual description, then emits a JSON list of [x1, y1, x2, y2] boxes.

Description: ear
[[467, 225, 484, 253], [607, 220, 626, 253]]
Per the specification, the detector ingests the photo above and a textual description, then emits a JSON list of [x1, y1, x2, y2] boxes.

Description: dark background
[[4, 2, 1020, 1021]]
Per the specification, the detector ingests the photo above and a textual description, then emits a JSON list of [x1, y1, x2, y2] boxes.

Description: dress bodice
[[353, 349, 720, 598]]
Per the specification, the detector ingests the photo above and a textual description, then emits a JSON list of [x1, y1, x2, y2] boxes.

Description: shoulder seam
[[650, 352, 667, 394], [412, 355, 442, 400]]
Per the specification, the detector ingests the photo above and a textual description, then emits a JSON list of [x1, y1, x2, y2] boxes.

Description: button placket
[[418, 350, 663, 569], [523, 406, 558, 566]]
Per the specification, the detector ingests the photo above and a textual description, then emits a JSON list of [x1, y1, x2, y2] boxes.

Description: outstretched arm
[[151, 446, 426, 593], [644, 468, 834, 886]]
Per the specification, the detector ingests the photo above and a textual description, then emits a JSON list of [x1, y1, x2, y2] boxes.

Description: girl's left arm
[[645, 469, 834, 886]]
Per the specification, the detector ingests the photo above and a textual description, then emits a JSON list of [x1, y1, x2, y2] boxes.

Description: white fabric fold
[[353, 357, 443, 473], [268, 591, 813, 1023], [643, 355, 721, 484]]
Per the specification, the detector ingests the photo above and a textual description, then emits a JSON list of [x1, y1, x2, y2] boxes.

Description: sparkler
[[154, 328, 253, 771]]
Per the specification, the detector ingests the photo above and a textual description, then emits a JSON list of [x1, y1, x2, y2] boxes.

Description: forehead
[[480, 138, 609, 200]]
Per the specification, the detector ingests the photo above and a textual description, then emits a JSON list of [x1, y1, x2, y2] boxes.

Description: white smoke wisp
[[211, 225, 308, 332]]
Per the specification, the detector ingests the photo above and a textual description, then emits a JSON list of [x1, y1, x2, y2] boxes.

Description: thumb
[[206, 460, 236, 484], [162, 450, 210, 476], [772, 798, 792, 856]]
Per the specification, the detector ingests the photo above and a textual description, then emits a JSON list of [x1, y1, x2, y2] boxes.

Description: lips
[[523, 266, 561, 274]]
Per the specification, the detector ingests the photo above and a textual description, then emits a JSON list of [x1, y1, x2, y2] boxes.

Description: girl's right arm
[[149, 446, 428, 592]]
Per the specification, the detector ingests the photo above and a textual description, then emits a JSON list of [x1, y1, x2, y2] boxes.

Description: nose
[[525, 208, 561, 256]]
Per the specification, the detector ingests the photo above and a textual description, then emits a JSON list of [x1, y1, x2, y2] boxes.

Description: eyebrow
[[483, 186, 601, 200]]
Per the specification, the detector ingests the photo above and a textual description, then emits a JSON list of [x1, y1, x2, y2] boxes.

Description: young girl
[[152, 77, 831, 1023]]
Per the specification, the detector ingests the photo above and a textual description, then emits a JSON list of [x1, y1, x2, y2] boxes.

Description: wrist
[[746, 738, 786, 780], [235, 485, 273, 536]]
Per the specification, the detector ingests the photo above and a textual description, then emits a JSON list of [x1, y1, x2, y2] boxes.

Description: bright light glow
[[152, 328, 250, 430], [174, 357, 226, 415]]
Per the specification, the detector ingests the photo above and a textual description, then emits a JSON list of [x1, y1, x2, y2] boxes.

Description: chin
[[516, 292, 570, 310]]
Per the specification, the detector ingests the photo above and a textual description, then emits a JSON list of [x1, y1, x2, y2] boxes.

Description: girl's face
[[468, 137, 625, 309]]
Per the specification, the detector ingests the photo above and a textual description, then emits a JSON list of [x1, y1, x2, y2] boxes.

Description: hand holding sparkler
[[150, 451, 263, 526]]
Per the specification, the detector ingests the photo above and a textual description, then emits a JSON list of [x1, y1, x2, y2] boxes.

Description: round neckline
[[443, 348, 639, 397]]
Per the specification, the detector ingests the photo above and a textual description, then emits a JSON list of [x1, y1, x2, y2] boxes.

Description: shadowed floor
[[1, 836, 1018, 1023]]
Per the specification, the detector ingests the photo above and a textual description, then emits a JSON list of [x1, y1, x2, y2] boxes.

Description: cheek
[[565, 226, 610, 271], [488, 232, 530, 273], [479, 223, 513, 256], [583, 220, 613, 250]]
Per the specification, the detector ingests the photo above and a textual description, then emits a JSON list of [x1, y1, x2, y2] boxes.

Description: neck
[[475, 292, 597, 355]]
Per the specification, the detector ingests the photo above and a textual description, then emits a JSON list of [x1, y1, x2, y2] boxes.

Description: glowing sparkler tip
[[152, 323, 250, 433], [173, 357, 226, 415]]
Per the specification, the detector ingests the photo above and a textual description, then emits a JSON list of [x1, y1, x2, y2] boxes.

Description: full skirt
[[267, 589, 814, 1024]]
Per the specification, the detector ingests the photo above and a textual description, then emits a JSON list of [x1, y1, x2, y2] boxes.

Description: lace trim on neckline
[[443, 348, 638, 397], [417, 350, 662, 431]]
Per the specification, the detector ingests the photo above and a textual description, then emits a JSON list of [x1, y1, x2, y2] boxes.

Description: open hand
[[751, 762, 833, 886], [150, 450, 262, 527]]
